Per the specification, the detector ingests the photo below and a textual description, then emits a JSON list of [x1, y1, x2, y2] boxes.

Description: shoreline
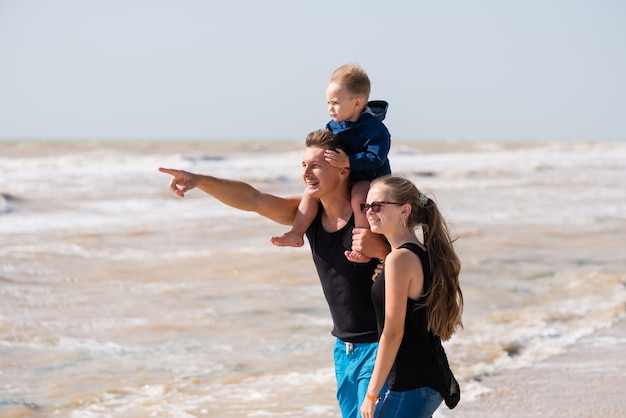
[[446, 314, 626, 417]]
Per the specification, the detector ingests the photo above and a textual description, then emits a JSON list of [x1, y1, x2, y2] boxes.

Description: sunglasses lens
[[361, 202, 381, 213]]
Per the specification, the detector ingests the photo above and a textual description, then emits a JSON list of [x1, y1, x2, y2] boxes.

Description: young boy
[[271, 64, 391, 262]]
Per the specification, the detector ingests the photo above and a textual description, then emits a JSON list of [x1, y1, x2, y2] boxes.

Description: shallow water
[[1, 139, 625, 417]]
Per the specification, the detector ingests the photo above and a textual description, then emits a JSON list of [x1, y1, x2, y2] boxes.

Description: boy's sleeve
[[348, 123, 391, 171]]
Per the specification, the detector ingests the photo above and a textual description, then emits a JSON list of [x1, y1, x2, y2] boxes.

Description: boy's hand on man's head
[[324, 149, 350, 168]]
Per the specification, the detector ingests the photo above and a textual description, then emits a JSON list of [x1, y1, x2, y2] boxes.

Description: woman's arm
[[360, 249, 424, 418]]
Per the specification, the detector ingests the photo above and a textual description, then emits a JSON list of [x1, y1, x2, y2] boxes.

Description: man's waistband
[[336, 338, 378, 355]]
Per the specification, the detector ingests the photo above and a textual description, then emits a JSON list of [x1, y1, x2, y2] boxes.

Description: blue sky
[[1, 0, 625, 141]]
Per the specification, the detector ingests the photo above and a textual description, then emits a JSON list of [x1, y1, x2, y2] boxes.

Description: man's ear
[[339, 167, 350, 178]]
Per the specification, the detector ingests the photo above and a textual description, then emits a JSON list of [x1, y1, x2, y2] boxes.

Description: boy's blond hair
[[329, 64, 371, 100]]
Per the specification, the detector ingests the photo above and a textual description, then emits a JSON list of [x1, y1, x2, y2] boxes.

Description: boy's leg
[[351, 180, 371, 229], [345, 181, 371, 263], [270, 192, 318, 247]]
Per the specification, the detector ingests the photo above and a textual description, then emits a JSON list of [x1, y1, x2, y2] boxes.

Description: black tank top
[[305, 205, 379, 343], [370, 242, 460, 408]]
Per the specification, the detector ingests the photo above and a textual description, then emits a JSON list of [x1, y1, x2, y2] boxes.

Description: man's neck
[[318, 193, 353, 233]]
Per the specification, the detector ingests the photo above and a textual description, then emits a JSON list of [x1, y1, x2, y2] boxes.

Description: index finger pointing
[[158, 167, 177, 175]]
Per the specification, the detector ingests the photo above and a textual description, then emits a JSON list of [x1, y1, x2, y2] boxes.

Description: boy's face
[[326, 82, 363, 123]]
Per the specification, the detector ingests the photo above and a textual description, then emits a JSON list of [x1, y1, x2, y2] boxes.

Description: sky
[[1, 0, 625, 141]]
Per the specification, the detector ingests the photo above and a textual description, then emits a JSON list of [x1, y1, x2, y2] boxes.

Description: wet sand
[[446, 315, 626, 417]]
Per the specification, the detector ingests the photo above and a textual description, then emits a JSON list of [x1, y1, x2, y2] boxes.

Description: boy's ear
[[354, 96, 365, 110]]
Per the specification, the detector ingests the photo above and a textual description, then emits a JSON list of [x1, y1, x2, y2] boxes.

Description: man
[[159, 129, 389, 417]]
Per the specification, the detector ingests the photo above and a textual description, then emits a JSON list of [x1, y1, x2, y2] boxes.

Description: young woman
[[359, 176, 463, 418]]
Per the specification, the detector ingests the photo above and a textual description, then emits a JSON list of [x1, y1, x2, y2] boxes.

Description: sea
[[1, 138, 625, 417]]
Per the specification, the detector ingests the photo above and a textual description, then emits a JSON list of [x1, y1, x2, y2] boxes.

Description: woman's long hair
[[372, 176, 463, 341]]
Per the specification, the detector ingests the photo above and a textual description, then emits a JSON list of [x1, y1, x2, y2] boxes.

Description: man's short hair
[[305, 129, 349, 154]]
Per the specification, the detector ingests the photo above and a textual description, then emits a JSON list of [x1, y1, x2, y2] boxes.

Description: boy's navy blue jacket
[[326, 100, 391, 182]]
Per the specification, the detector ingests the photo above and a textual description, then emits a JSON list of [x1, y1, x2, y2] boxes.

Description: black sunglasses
[[360, 201, 402, 214]]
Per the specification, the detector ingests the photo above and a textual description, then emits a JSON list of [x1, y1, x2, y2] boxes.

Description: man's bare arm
[[158, 167, 300, 226]]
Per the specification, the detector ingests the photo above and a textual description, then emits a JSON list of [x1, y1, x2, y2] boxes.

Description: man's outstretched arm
[[158, 167, 300, 226]]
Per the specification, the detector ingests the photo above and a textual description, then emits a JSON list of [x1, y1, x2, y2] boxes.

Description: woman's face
[[363, 185, 401, 235]]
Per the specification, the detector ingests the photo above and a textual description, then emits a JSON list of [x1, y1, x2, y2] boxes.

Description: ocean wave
[[447, 271, 626, 399]]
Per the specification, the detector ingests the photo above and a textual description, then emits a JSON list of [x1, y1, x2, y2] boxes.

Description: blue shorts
[[379, 386, 443, 418], [333, 338, 387, 418]]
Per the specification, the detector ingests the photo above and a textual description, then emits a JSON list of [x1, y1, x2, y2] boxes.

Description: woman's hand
[[372, 261, 384, 281], [360, 398, 377, 418]]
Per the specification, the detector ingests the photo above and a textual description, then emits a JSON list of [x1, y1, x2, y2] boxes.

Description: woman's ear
[[401, 203, 412, 216]]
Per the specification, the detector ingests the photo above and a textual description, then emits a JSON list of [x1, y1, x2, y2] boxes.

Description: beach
[[446, 315, 626, 417], [1, 138, 625, 417]]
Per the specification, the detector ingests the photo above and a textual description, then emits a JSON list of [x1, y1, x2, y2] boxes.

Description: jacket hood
[[363, 100, 388, 122]]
